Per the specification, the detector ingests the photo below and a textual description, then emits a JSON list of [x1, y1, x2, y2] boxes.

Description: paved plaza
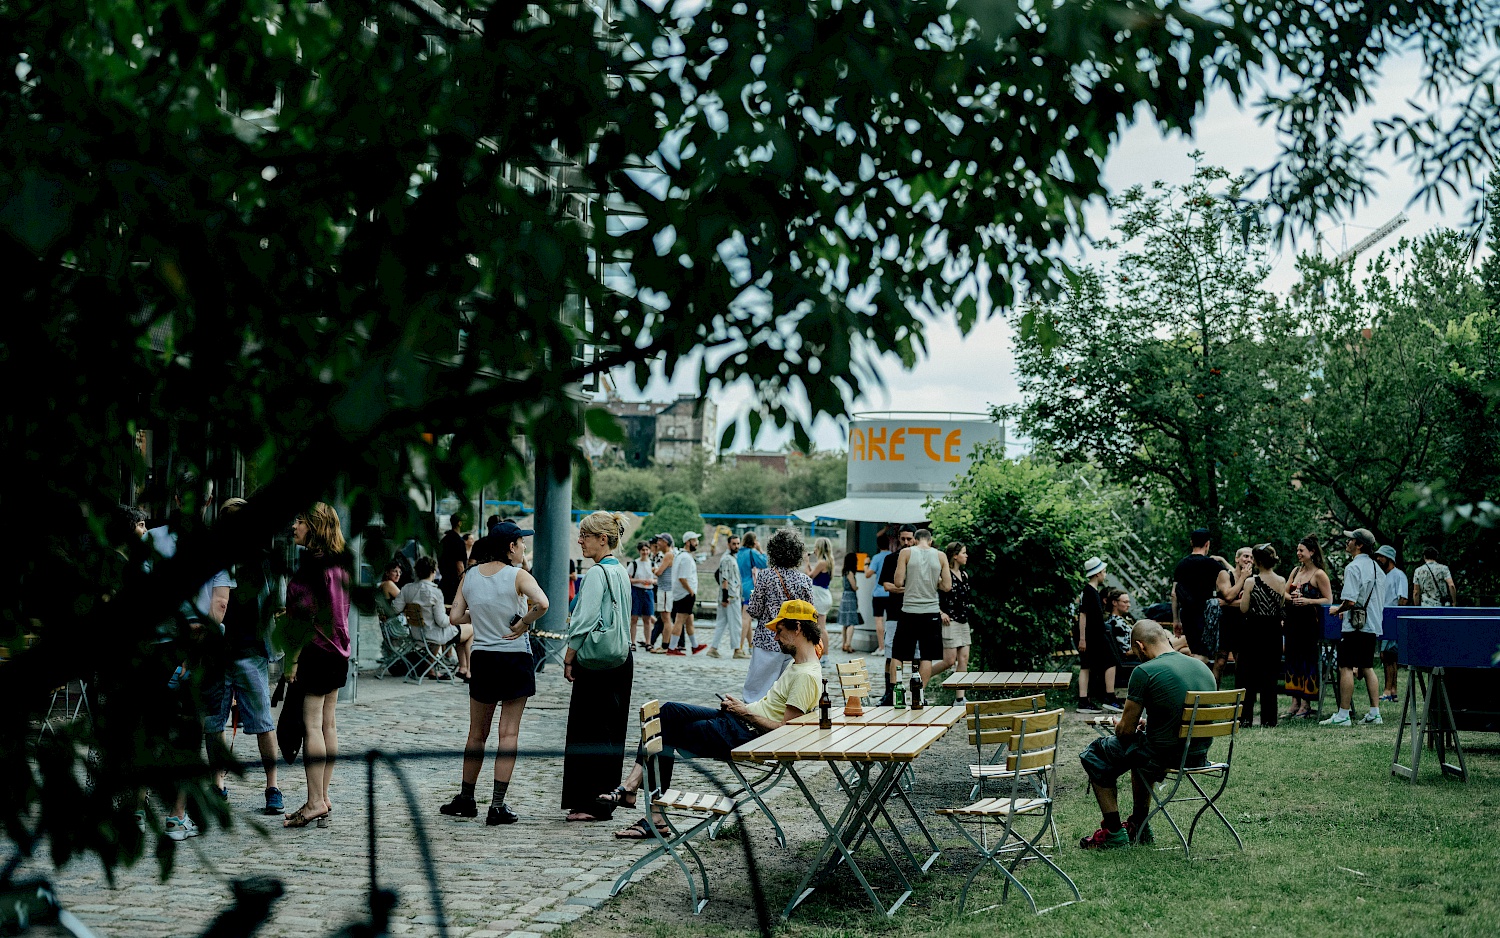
[[22, 625, 839, 938]]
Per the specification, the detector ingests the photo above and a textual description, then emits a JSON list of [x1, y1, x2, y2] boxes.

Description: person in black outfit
[[1172, 528, 1232, 663], [1235, 544, 1287, 727], [1078, 558, 1122, 713], [438, 512, 470, 605], [878, 525, 917, 705]]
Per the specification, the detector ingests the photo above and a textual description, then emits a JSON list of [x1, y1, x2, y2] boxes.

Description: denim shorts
[[208, 655, 274, 735], [631, 586, 655, 617], [1079, 734, 1206, 787]]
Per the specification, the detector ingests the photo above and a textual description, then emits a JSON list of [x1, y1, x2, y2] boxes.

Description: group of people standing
[[1077, 525, 1459, 729]]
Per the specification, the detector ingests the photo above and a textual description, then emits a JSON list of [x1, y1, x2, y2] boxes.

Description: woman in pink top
[[283, 502, 351, 828]]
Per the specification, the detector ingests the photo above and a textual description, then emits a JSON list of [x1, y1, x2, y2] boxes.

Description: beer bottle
[[818, 679, 833, 729]]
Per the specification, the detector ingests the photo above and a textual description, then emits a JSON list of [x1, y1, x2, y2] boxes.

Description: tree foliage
[[587, 467, 662, 513], [928, 448, 1116, 669], [1014, 162, 1319, 555], [700, 463, 783, 516], [5, 0, 1500, 878], [779, 452, 848, 512], [645, 493, 705, 544]]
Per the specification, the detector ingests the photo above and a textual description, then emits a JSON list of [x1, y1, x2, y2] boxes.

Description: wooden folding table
[[733, 722, 951, 919], [941, 671, 1073, 699]]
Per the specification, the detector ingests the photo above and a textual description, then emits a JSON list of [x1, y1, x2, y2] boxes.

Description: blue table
[[1389, 608, 1500, 782]]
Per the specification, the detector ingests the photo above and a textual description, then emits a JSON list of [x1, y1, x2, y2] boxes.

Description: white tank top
[[902, 546, 942, 614], [463, 564, 529, 653]]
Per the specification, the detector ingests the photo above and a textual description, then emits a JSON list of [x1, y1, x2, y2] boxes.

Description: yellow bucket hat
[[767, 598, 818, 632]]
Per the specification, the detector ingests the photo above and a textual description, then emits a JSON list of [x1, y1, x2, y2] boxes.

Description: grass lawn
[[564, 689, 1500, 938]]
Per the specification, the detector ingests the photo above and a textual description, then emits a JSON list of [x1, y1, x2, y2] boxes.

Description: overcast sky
[[603, 51, 1490, 453]]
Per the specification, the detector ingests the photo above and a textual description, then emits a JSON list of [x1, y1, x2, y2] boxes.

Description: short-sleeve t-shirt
[[1127, 651, 1217, 762], [745, 659, 822, 723], [671, 549, 698, 602], [880, 549, 906, 617], [868, 550, 891, 598], [1383, 566, 1409, 609], [1173, 555, 1224, 623], [1339, 553, 1387, 636], [1413, 562, 1453, 606], [737, 548, 767, 597]]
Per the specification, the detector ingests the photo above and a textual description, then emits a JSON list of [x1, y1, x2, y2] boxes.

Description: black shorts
[[296, 643, 350, 697], [1180, 614, 1209, 657], [469, 650, 536, 705], [1080, 734, 1207, 788], [1337, 630, 1378, 669], [671, 594, 696, 616], [872, 595, 891, 618], [892, 612, 943, 661]]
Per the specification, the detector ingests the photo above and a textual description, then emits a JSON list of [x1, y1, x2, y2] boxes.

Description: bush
[[701, 463, 781, 515], [928, 448, 1113, 669], [646, 492, 705, 543], [588, 467, 662, 513]]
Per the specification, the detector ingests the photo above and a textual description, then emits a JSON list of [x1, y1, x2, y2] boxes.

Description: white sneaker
[[1360, 711, 1383, 725], [1319, 712, 1352, 727], [164, 815, 199, 841], [706, 648, 721, 658]]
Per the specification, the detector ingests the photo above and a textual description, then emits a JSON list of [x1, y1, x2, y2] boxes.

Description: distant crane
[[1329, 212, 1409, 265]]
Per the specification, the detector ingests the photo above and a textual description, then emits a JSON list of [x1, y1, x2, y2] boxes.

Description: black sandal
[[596, 786, 637, 810], [615, 817, 669, 840]]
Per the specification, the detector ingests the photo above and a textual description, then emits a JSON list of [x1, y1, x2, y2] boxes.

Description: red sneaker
[[1079, 827, 1129, 850], [666, 648, 687, 656], [691, 644, 708, 655]]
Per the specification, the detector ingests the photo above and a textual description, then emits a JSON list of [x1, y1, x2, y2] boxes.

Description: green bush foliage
[[929, 448, 1115, 669], [646, 493, 705, 543]]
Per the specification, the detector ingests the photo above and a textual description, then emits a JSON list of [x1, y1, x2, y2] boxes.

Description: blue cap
[[490, 520, 534, 538]]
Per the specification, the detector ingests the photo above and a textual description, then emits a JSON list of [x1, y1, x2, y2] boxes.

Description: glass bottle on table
[[818, 679, 832, 729]]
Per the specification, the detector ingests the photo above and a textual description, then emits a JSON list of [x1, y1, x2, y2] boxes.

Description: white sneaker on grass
[[1360, 710, 1383, 725], [1319, 712, 1352, 727]]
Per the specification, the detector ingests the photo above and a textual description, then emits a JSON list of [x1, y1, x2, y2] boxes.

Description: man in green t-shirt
[[1078, 621, 1217, 849]]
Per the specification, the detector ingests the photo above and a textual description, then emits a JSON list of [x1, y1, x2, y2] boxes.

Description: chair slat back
[[836, 659, 869, 675], [837, 660, 870, 700], [998, 708, 1065, 797], [638, 701, 665, 796], [1178, 689, 1244, 740], [966, 695, 1052, 767]]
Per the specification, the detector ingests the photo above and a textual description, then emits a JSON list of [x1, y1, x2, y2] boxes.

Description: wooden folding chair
[[937, 708, 1079, 915], [965, 693, 1050, 800], [1137, 688, 1245, 858], [611, 700, 735, 914], [836, 659, 872, 709]]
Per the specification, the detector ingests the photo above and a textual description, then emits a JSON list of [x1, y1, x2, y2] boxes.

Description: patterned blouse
[[939, 568, 971, 622], [746, 566, 813, 653]]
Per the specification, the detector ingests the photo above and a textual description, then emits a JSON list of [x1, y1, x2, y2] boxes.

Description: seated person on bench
[[603, 599, 823, 839], [1078, 621, 1216, 849]]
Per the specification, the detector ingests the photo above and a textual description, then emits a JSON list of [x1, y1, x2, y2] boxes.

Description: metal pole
[[532, 448, 573, 668]]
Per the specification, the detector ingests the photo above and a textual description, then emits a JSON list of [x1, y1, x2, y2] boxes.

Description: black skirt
[[560, 652, 635, 818], [469, 650, 536, 705], [297, 643, 350, 697]]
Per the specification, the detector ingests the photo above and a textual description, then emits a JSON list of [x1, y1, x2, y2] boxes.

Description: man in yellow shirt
[[603, 600, 822, 839]]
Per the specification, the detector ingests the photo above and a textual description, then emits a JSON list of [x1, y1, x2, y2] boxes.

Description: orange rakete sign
[[849, 425, 963, 463]]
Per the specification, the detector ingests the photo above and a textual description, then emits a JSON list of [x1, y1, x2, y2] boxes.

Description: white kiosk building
[[793, 411, 1003, 650]]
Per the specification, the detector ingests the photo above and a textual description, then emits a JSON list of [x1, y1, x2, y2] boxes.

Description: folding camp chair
[[1136, 688, 1245, 858], [611, 701, 734, 913], [373, 615, 417, 679], [965, 693, 1050, 800], [937, 708, 1079, 915], [401, 606, 458, 685]]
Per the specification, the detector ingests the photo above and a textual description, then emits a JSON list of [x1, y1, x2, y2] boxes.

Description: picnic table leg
[[782, 761, 911, 919], [842, 761, 939, 874], [725, 760, 788, 848], [816, 762, 913, 893]]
